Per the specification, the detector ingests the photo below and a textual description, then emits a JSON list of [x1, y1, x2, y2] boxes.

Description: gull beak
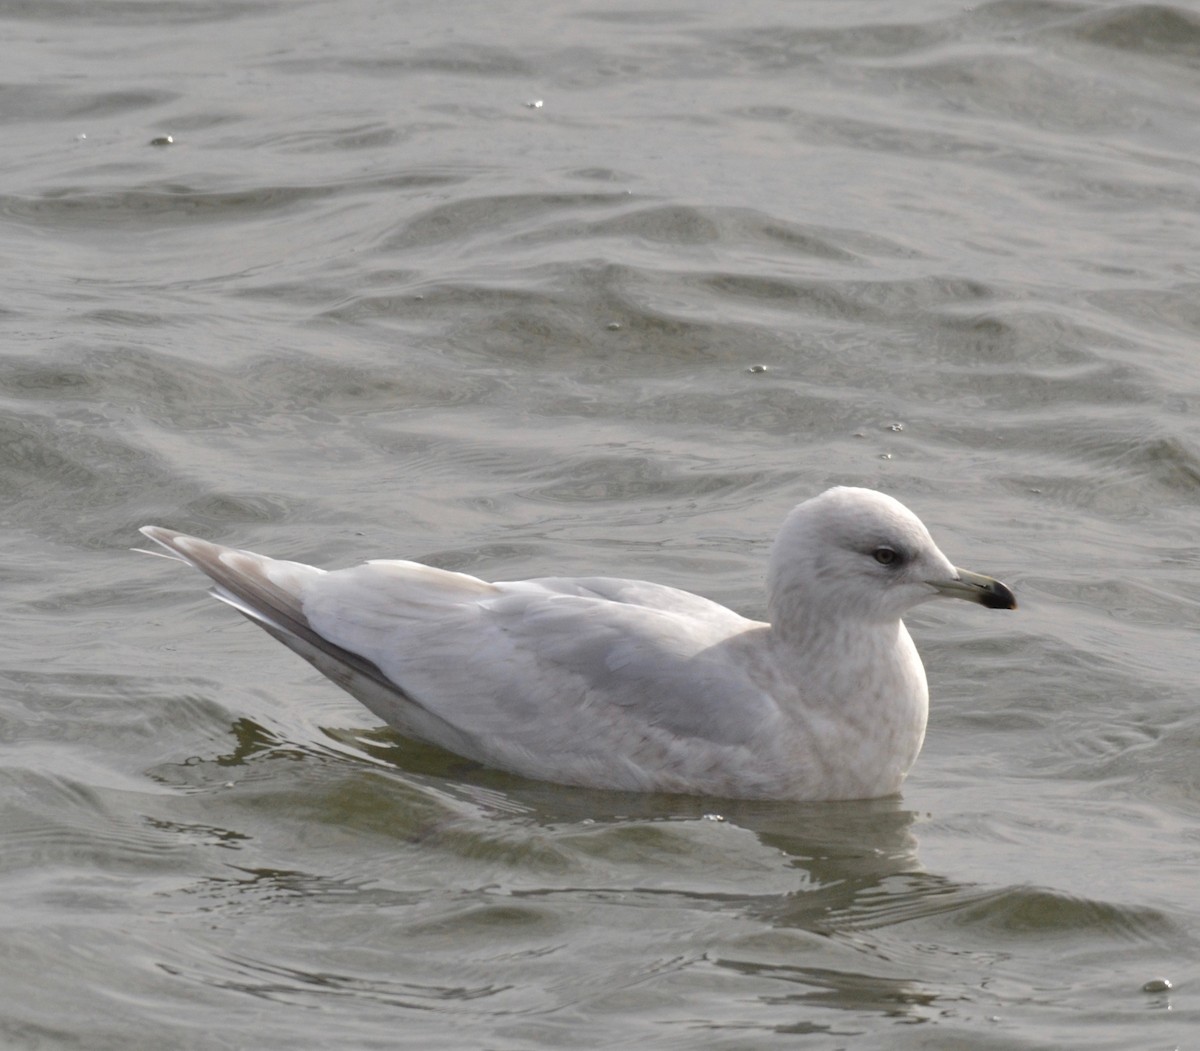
[[928, 568, 1017, 610]]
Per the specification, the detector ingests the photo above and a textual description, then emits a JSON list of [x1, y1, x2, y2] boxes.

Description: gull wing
[[141, 529, 780, 788]]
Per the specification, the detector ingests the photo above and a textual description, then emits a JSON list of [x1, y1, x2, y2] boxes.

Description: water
[[1, 0, 1198, 1046]]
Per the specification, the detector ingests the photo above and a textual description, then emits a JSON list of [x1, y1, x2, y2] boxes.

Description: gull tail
[[137, 527, 398, 696]]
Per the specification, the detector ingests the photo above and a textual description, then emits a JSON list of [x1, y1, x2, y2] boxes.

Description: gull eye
[[873, 546, 899, 566]]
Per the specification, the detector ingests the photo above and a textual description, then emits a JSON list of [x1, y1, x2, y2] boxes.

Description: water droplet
[[150, 135, 174, 146], [1142, 978, 1173, 993], [525, 99, 544, 109], [746, 363, 768, 373]]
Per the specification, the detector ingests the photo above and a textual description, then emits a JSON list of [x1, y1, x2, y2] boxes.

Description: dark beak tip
[[984, 582, 1018, 610]]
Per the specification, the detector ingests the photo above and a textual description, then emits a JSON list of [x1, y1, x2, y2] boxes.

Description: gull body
[[140, 487, 1015, 800]]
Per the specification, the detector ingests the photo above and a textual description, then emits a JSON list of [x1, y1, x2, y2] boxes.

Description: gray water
[[2, 0, 1198, 1046]]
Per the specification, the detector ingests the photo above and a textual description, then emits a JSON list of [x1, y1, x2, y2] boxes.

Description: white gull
[[139, 486, 1015, 800]]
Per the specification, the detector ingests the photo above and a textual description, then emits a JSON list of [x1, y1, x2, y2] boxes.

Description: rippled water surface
[[3, 0, 1199, 1046]]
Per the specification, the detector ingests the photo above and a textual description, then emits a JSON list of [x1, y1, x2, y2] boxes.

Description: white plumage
[[140, 486, 1015, 800]]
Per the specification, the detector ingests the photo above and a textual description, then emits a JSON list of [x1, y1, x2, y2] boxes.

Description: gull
[[139, 487, 1015, 800]]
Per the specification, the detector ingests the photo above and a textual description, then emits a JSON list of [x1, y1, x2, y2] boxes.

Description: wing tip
[[136, 525, 192, 562], [139, 524, 189, 549]]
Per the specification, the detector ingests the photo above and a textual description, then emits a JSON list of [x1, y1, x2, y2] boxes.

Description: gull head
[[767, 487, 1016, 630]]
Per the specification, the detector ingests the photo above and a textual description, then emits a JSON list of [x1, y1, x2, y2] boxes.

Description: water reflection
[[137, 715, 1191, 1036]]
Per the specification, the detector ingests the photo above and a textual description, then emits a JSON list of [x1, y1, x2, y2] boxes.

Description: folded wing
[[140, 529, 781, 790]]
